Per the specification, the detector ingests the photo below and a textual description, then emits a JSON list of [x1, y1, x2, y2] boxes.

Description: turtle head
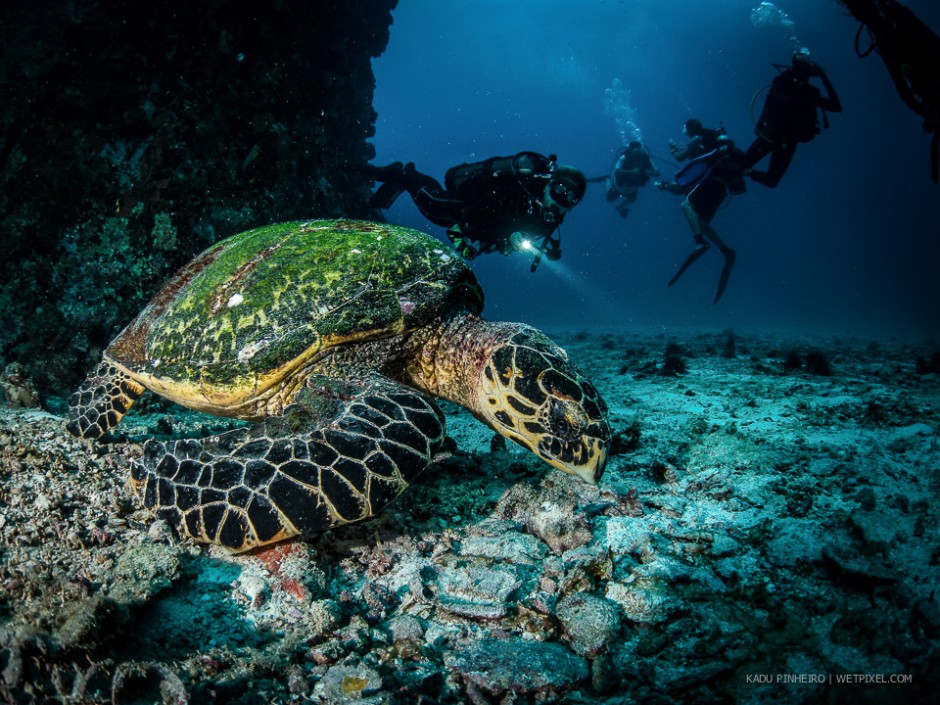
[[477, 325, 610, 484]]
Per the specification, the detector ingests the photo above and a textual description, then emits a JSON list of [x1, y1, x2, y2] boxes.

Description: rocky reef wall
[[0, 0, 396, 399]]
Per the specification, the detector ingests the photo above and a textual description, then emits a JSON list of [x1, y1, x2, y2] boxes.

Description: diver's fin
[[713, 247, 737, 304], [361, 161, 404, 181], [668, 243, 709, 287], [369, 182, 406, 209]]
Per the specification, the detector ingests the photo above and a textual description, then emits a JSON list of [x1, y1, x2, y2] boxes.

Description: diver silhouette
[[744, 53, 842, 188], [840, 0, 940, 182], [601, 141, 660, 218]]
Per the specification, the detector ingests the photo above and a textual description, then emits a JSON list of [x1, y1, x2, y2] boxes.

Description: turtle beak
[[572, 467, 599, 485], [565, 445, 607, 485], [537, 424, 610, 485]]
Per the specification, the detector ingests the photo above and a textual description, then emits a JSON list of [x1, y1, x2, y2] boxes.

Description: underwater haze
[[371, 0, 940, 338]]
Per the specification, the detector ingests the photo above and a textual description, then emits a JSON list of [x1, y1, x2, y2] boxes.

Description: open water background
[[371, 0, 940, 338]]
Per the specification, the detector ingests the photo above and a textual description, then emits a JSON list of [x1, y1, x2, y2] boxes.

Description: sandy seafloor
[[1, 330, 938, 705]]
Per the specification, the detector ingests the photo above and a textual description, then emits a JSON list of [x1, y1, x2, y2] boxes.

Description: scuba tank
[[755, 61, 826, 145], [444, 152, 555, 202]]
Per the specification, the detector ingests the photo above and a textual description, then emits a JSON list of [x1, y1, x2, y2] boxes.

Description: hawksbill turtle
[[67, 219, 610, 551]]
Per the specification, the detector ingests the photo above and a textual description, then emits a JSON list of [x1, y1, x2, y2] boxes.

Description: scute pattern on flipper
[[66, 361, 145, 439], [130, 374, 446, 551]]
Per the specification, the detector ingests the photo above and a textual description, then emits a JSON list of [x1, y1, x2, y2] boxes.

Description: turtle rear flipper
[[131, 373, 446, 551], [66, 361, 145, 439]]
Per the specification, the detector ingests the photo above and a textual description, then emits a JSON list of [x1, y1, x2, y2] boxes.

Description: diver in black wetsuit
[[840, 0, 940, 182], [744, 53, 842, 188], [365, 153, 586, 271], [668, 136, 749, 305]]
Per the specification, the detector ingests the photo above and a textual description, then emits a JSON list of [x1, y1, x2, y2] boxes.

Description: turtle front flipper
[[66, 361, 146, 439], [130, 374, 446, 551]]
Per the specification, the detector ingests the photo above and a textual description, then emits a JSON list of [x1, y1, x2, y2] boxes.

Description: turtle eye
[[547, 397, 586, 442]]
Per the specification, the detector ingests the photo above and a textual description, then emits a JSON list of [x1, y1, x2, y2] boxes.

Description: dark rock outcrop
[[0, 0, 396, 398]]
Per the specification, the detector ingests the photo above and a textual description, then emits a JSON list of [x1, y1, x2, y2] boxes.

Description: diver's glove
[[450, 234, 479, 260]]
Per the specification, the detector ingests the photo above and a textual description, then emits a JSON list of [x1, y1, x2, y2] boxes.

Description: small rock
[[307, 599, 342, 636], [235, 574, 269, 608], [912, 598, 940, 639], [555, 592, 621, 657], [146, 518, 175, 544], [458, 531, 546, 562], [317, 663, 383, 704], [765, 518, 824, 567], [888, 422, 933, 444], [0, 363, 40, 408], [111, 542, 181, 602], [653, 660, 735, 693], [605, 580, 673, 624], [445, 637, 588, 700], [821, 545, 898, 593], [387, 614, 425, 643], [849, 509, 904, 553], [526, 501, 592, 555], [602, 517, 657, 558], [387, 614, 426, 658], [424, 621, 462, 650], [431, 561, 522, 620]]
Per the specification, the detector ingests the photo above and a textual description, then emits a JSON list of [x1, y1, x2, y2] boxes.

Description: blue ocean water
[[371, 0, 940, 338]]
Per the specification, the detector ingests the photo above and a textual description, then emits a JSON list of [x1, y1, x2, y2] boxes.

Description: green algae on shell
[[108, 219, 483, 410]]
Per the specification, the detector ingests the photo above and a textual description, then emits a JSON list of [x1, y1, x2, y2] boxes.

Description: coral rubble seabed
[[0, 331, 939, 704]]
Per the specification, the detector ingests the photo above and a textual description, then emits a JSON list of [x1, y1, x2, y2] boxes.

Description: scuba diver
[[656, 119, 727, 194], [668, 119, 727, 162], [667, 135, 749, 305], [743, 52, 842, 188], [840, 0, 940, 182], [365, 153, 586, 271], [604, 141, 659, 217]]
